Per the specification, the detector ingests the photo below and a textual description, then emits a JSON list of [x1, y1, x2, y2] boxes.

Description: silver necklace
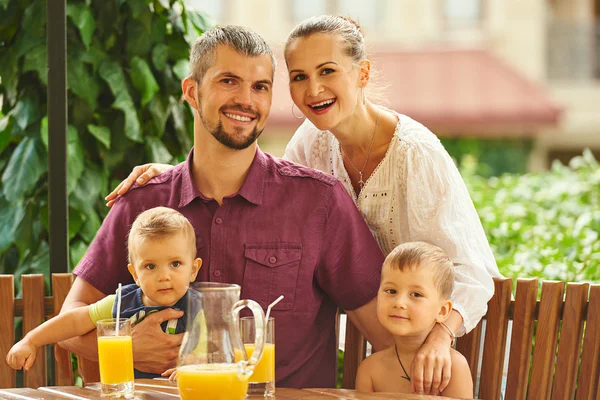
[[341, 109, 381, 189]]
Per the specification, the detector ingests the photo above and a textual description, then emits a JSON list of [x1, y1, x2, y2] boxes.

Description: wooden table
[[0, 379, 458, 399]]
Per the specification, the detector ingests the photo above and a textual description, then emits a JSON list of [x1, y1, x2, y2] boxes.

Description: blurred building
[[186, 0, 600, 169]]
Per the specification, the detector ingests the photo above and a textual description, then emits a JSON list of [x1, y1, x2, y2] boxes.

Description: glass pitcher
[[177, 282, 266, 400]]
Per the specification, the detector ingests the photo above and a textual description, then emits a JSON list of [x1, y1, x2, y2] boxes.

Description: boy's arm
[[7, 307, 95, 371], [57, 277, 106, 360], [355, 357, 375, 393], [440, 351, 474, 399], [28, 306, 96, 346]]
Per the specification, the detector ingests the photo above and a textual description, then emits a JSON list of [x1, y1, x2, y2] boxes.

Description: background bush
[[462, 149, 600, 283]]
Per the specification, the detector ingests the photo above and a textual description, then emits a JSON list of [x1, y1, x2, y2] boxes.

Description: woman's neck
[[331, 102, 380, 157]]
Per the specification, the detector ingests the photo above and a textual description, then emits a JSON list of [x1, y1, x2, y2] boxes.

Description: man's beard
[[206, 118, 263, 150], [197, 97, 263, 150]]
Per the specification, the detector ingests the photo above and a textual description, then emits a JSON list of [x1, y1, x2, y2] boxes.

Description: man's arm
[[346, 297, 393, 352]]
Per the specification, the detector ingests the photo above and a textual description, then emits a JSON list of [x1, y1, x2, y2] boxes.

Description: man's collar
[[179, 147, 267, 207]]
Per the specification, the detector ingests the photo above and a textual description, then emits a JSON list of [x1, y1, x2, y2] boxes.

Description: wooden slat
[[576, 285, 600, 400], [342, 318, 366, 389], [528, 281, 564, 399], [13, 298, 55, 318], [478, 277, 512, 400], [21, 274, 47, 389], [552, 282, 589, 400], [506, 278, 538, 400], [455, 322, 482, 386], [0, 275, 16, 388], [51, 274, 74, 386]]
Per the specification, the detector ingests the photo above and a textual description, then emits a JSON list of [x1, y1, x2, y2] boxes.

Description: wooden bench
[[0, 274, 100, 389], [341, 277, 600, 399]]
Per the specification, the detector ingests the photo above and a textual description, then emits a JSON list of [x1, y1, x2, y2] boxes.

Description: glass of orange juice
[[96, 319, 134, 398], [241, 316, 275, 396]]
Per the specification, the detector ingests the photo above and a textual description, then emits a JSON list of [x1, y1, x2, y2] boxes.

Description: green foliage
[[0, 0, 213, 281], [462, 149, 600, 283], [442, 137, 533, 177]]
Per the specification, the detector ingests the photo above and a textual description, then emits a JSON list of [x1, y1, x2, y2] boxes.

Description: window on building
[[184, 0, 224, 23], [443, 0, 483, 28]]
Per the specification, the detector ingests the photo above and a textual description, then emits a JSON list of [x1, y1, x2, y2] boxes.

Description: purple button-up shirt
[[74, 148, 384, 388]]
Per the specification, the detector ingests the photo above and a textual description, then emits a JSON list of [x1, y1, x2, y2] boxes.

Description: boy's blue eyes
[[171, 261, 181, 267], [145, 264, 155, 270]]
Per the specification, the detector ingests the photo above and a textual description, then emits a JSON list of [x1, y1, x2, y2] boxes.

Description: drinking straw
[[265, 295, 284, 321], [115, 283, 122, 335]]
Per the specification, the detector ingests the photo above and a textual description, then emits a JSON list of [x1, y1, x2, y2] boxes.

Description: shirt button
[[213, 270, 221, 277], [269, 256, 277, 264], [215, 217, 223, 224]]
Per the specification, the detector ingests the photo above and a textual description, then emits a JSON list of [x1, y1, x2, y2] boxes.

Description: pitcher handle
[[232, 299, 266, 377]]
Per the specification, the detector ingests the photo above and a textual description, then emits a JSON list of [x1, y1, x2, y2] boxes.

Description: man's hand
[[6, 339, 37, 371], [410, 324, 453, 395], [131, 308, 185, 374]]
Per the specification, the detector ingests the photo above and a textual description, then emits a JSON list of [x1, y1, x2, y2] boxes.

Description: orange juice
[[177, 364, 249, 400], [97, 336, 134, 384], [245, 343, 275, 383]]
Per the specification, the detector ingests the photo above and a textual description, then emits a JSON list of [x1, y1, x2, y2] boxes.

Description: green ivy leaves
[[130, 57, 159, 107], [0, 0, 202, 280], [2, 138, 47, 203]]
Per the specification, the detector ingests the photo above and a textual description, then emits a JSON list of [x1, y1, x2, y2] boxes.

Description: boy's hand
[[131, 308, 184, 374], [6, 340, 37, 371], [161, 367, 178, 382]]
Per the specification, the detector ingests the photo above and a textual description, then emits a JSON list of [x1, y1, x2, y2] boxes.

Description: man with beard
[[59, 26, 388, 388]]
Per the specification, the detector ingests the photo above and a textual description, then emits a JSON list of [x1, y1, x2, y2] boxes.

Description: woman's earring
[[292, 103, 305, 119], [361, 87, 366, 105]]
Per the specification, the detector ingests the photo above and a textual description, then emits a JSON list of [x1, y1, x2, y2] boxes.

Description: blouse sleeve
[[404, 136, 501, 335]]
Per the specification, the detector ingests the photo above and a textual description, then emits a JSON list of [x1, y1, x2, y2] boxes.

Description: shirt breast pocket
[[242, 243, 302, 311]]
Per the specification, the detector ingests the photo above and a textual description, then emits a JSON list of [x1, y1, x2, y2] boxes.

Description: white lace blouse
[[283, 110, 501, 335]]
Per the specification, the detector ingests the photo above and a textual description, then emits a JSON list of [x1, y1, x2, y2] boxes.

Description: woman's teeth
[[310, 99, 335, 110]]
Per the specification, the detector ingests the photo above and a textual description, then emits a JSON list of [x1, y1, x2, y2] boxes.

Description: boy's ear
[[190, 258, 202, 282], [127, 264, 139, 285], [436, 300, 453, 323]]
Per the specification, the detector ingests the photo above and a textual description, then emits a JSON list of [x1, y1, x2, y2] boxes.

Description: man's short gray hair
[[189, 25, 277, 82]]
